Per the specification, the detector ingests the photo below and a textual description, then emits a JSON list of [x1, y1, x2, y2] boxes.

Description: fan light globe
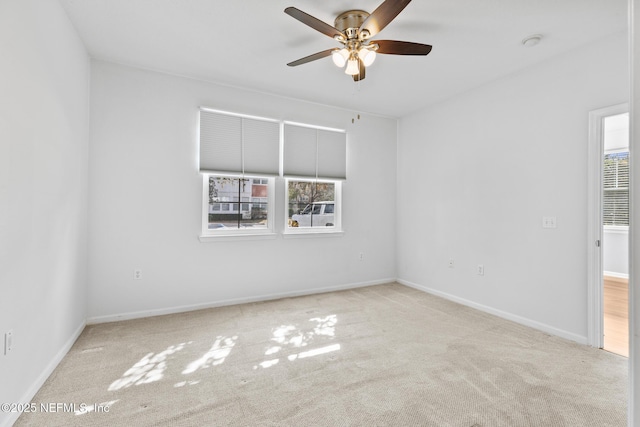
[[332, 48, 349, 67], [345, 58, 360, 75], [359, 48, 376, 67]]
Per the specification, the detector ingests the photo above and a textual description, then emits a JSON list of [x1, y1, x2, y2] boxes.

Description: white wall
[[0, 0, 89, 425], [87, 61, 397, 321], [397, 33, 628, 343], [604, 228, 629, 276]]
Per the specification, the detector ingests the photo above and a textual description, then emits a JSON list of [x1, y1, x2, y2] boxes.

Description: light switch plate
[[5, 330, 13, 355]]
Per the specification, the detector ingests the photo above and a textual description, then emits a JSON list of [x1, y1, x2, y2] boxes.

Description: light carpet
[[16, 283, 627, 426]]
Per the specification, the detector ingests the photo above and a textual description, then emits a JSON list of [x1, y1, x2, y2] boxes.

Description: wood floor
[[603, 276, 629, 357]]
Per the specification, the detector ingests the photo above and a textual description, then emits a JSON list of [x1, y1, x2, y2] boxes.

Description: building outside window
[[206, 176, 271, 231]]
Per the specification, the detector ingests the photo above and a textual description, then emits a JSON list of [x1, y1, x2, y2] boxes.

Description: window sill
[[199, 232, 277, 242], [283, 230, 345, 239]]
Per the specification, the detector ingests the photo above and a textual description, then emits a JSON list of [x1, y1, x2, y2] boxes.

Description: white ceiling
[[59, 0, 627, 118]]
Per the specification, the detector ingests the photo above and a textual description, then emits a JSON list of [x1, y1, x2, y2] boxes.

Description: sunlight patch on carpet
[[174, 380, 201, 388], [270, 315, 337, 350], [311, 315, 337, 337], [289, 344, 341, 361], [258, 358, 280, 368], [182, 335, 237, 374], [254, 315, 340, 369], [108, 343, 188, 391]]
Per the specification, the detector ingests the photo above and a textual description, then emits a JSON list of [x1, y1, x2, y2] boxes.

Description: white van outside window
[[286, 179, 342, 234], [291, 201, 335, 227]]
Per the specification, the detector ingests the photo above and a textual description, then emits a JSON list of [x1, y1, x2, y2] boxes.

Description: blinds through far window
[[603, 151, 629, 226], [199, 109, 280, 176], [283, 123, 346, 180]]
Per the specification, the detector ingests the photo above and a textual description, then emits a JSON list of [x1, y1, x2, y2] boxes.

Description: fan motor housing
[[334, 10, 369, 33]]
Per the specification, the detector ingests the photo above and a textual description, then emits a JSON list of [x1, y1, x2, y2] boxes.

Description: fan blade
[[352, 59, 366, 81], [374, 40, 432, 55], [359, 0, 412, 38], [285, 7, 343, 39], [287, 48, 335, 67]]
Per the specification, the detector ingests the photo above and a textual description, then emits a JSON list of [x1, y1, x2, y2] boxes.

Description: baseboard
[[604, 271, 629, 281], [397, 278, 588, 345], [87, 278, 395, 324], [1, 321, 86, 427]]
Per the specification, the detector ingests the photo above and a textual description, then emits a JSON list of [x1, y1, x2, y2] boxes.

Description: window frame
[[200, 174, 276, 241], [284, 177, 343, 236]]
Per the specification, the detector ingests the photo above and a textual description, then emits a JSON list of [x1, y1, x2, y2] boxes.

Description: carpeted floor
[[16, 283, 627, 426]]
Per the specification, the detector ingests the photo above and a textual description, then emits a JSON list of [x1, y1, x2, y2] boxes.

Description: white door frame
[[587, 103, 629, 348]]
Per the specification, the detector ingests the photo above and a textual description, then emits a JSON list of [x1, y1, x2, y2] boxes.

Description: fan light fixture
[[331, 48, 349, 67], [359, 48, 376, 67], [335, 45, 377, 75], [284, 2, 433, 82], [345, 57, 360, 75]]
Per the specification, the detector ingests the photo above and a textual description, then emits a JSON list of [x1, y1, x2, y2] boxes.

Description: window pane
[[208, 176, 269, 230], [603, 151, 629, 226], [288, 180, 335, 228]]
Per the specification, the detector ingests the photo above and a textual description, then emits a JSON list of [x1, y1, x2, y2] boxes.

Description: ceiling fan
[[284, 0, 432, 82]]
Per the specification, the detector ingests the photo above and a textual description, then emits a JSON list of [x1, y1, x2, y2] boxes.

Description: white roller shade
[[317, 129, 347, 180], [243, 118, 280, 175], [200, 111, 241, 173], [199, 109, 279, 176], [283, 123, 346, 180], [283, 125, 317, 178]]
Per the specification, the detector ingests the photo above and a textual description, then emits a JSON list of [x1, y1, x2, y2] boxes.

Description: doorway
[[587, 104, 629, 356], [602, 112, 629, 356]]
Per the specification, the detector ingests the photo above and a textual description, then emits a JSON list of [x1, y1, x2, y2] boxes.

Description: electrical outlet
[[477, 265, 484, 276], [542, 216, 557, 228], [448, 258, 454, 268], [358, 252, 364, 261], [134, 269, 142, 280], [4, 330, 13, 355]]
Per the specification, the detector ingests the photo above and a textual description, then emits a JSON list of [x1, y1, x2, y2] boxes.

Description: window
[[198, 109, 346, 238], [199, 108, 279, 237], [603, 150, 629, 226], [203, 175, 273, 234], [283, 122, 346, 234], [287, 180, 339, 229]]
